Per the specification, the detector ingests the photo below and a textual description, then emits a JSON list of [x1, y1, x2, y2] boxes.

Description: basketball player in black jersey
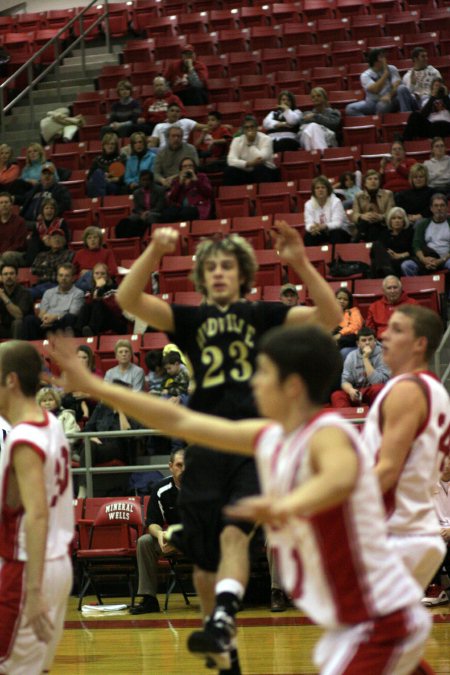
[[117, 221, 342, 673]]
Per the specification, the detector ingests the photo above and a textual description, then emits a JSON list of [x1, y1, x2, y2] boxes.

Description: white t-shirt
[[152, 119, 197, 149]]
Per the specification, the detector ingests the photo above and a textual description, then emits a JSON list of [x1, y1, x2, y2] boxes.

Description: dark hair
[[338, 172, 355, 189], [208, 110, 222, 121], [144, 349, 163, 371], [367, 48, 385, 68], [411, 46, 427, 60], [169, 448, 185, 463], [0, 191, 12, 202], [259, 325, 341, 405], [1, 262, 18, 274], [241, 114, 258, 129], [168, 103, 181, 111], [77, 344, 95, 371], [57, 262, 74, 275], [0, 341, 43, 397], [430, 192, 447, 207], [278, 90, 297, 110], [139, 170, 153, 181], [335, 287, 353, 307], [163, 351, 182, 366], [395, 305, 443, 361], [357, 327, 376, 340], [179, 157, 198, 171]]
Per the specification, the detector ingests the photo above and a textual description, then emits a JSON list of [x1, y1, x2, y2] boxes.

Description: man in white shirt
[[346, 49, 401, 116], [223, 115, 280, 185], [397, 47, 442, 112], [150, 103, 205, 150]]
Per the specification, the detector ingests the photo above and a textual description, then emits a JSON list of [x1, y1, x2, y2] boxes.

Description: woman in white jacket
[[262, 91, 302, 153], [304, 175, 351, 246]]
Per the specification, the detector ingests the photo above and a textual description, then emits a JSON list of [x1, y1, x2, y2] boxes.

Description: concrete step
[[61, 53, 118, 68], [38, 78, 97, 91]]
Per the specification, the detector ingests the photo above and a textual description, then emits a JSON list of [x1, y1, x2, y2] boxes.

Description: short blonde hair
[[114, 339, 133, 356], [36, 387, 61, 407], [386, 206, 409, 230], [83, 226, 103, 247]]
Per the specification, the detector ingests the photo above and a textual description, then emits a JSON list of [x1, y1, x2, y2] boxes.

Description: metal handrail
[[435, 321, 450, 383], [0, 0, 111, 132]]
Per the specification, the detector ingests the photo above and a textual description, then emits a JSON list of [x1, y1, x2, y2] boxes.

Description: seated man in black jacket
[[21, 162, 72, 224], [131, 449, 185, 614]]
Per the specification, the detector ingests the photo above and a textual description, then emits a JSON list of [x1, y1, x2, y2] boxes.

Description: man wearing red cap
[[164, 45, 208, 106]]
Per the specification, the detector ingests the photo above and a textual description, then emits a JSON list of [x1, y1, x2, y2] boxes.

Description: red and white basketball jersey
[[0, 411, 74, 561], [256, 411, 421, 630], [362, 371, 450, 537]]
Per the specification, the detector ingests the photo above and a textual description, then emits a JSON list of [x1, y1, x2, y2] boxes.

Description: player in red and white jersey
[[362, 304, 450, 589], [48, 325, 430, 675], [0, 341, 74, 675]]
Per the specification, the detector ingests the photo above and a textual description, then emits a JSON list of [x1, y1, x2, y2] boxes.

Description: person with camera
[[160, 157, 212, 222], [403, 77, 450, 140]]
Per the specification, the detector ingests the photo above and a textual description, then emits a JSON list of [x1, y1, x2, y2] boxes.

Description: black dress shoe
[[270, 589, 287, 612], [130, 596, 160, 614]]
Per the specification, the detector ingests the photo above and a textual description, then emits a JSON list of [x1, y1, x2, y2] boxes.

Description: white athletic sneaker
[[422, 584, 449, 607]]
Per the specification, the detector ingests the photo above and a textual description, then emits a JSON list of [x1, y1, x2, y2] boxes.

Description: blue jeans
[[345, 97, 400, 116], [401, 258, 450, 276]]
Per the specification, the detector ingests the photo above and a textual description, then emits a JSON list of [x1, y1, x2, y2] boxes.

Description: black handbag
[[328, 257, 371, 278]]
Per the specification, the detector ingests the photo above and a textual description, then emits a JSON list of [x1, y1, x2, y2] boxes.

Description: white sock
[[215, 579, 245, 601]]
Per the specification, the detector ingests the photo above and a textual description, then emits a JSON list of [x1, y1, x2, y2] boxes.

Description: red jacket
[[141, 92, 185, 125], [164, 59, 208, 94], [167, 173, 212, 220], [0, 214, 28, 254], [72, 247, 118, 276], [366, 292, 417, 339]]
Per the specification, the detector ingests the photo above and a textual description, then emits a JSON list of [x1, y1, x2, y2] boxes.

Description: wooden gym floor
[[52, 594, 450, 674]]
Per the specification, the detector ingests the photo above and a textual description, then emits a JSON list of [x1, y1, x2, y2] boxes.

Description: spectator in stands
[[379, 140, 417, 193], [131, 449, 185, 615], [345, 49, 402, 116], [30, 229, 74, 300], [403, 78, 450, 141], [104, 339, 145, 391], [164, 44, 208, 106], [22, 262, 84, 339], [40, 107, 84, 144], [370, 206, 414, 278], [73, 226, 118, 291], [352, 170, 395, 242], [149, 103, 206, 150], [223, 115, 280, 186], [279, 283, 300, 307], [332, 288, 364, 359], [160, 158, 212, 223], [366, 275, 417, 339], [61, 345, 99, 425], [397, 47, 442, 112], [401, 192, 450, 276], [134, 76, 185, 136], [21, 162, 72, 223], [332, 171, 362, 209], [304, 175, 351, 246], [124, 132, 156, 193], [21, 143, 59, 187], [78, 384, 143, 498], [101, 79, 141, 138], [87, 132, 125, 198], [0, 191, 28, 269], [330, 327, 389, 408], [0, 263, 33, 339], [75, 262, 127, 337], [116, 170, 165, 238], [424, 137, 450, 195], [144, 350, 166, 396], [298, 87, 341, 151], [153, 126, 199, 188], [26, 197, 70, 265], [262, 91, 302, 152], [395, 163, 433, 226], [0, 144, 20, 187], [161, 351, 190, 403], [37, 387, 80, 440], [195, 111, 232, 172]]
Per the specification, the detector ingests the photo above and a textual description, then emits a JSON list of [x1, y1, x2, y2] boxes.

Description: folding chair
[[76, 499, 143, 610]]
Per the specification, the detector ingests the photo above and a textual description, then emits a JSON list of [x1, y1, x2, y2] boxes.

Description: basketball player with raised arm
[[116, 221, 342, 673], [362, 305, 450, 589], [0, 341, 74, 675], [48, 326, 431, 675]]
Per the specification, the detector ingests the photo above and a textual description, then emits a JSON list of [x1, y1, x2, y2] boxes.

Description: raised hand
[[151, 227, 180, 257], [271, 220, 306, 267]]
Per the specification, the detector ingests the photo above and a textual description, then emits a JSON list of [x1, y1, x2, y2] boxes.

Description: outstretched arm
[[116, 227, 178, 332], [272, 221, 343, 331], [48, 337, 263, 456], [375, 380, 428, 493], [225, 426, 358, 525]]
